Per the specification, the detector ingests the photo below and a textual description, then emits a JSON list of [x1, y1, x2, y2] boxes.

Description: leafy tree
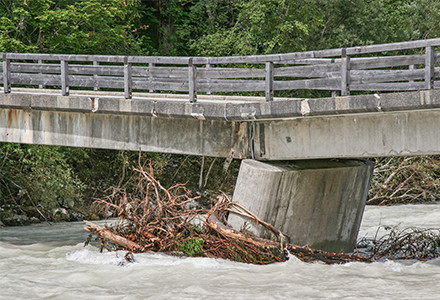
[[0, 144, 85, 220], [189, 0, 322, 56], [0, 0, 155, 54]]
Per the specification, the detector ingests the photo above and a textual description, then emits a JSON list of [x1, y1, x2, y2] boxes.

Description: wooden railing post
[[188, 58, 197, 103], [341, 48, 350, 96], [124, 57, 132, 99], [148, 62, 155, 93], [206, 63, 212, 95], [425, 46, 435, 90], [265, 61, 274, 101], [38, 59, 46, 89], [93, 60, 100, 91], [2, 53, 11, 94], [331, 58, 339, 97], [61, 60, 69, 96], [409, 65, 415, 83]]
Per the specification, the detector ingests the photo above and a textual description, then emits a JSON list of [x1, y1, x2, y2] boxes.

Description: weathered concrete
[[254, 108, 440, 160], [3, 89, 440, 159], [3, 88, 440, 121], [228, 159, 374, 253], [0, 108, 250, 158]]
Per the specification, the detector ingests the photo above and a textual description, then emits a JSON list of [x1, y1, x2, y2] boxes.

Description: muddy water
[[1, 204, 440, 299]]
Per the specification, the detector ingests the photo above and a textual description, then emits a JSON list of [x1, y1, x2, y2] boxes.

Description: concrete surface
[[0, 108, 250, 158], [228, 159, 374, 253], [2, 89, 440, 159], [255, 108, 440, 160]]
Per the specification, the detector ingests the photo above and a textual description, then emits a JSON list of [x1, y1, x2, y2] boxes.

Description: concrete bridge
[[2, 38, 440, 253]]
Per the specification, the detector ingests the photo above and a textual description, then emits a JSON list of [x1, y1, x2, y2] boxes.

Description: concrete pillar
[[228, 159, 374, 253]]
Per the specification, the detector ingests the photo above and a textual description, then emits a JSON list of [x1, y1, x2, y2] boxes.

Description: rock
[[70, 211, 85, 221], [29, 217, 40, 224], [53, 208, 70, 222], [2, 214, 30, 226], [66, 199, 75, 209]]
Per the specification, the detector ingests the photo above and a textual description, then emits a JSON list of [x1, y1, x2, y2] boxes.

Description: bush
[[0, 144, 85, 220], [368, 156, 440, 205]]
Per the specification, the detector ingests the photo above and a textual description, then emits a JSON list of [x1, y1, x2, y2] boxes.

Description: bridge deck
[[2, 38, 440, 159], [1, 87, 440, 160], [2, 87, 439, 121]]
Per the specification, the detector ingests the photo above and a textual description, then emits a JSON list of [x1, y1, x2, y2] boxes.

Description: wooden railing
[[1, 38, 440, 102]]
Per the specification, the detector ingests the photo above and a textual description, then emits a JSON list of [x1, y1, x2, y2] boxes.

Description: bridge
[[2, 38, 440, 253]]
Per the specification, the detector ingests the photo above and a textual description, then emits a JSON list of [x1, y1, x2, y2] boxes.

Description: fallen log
[[206, 213, 281, 248], [206, 213, 372, 264], [84, 221, 142, 252]]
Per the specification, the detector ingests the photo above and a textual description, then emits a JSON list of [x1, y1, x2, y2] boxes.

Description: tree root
[[84, 221, 142, 252]]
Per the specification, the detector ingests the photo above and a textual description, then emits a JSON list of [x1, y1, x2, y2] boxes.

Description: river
[[1, 204, 440, 299]]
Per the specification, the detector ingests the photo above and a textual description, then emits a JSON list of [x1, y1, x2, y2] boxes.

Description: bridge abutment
[[228, 159, 374, 253]]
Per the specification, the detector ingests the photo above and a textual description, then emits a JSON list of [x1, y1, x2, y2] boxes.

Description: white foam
[[66, 247, 248, 270], [66, 248, 129, 265]]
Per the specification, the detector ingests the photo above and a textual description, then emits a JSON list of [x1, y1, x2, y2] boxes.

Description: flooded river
[[1, 204, 440, 299]]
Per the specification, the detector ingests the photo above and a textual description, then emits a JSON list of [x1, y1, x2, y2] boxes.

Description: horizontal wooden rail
[[1, 38, 440, 101]]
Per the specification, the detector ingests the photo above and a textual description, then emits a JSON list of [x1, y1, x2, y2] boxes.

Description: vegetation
[[369, 227, 440, 260], [2, 0, 440, 225], [368, 157, 440, 205]]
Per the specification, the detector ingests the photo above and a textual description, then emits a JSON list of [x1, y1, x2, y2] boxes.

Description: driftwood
[[206, 212, 372, 264], [84, 221, 142, 252], [206, 213, 281, 249], [84, 158, 372, 265]]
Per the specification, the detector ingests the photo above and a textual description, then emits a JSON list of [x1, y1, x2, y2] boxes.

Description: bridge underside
[[255, 108, 440, 160], [0, 108, 249, 158], [1, 90, 440, 160]]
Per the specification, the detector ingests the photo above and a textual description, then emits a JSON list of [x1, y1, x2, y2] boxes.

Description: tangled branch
[[368, 156, 440, 205], [85, 159, 371, 264]]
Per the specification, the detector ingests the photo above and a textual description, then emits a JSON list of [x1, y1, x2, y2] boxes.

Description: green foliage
[[62, 148, 172, 198], [306, 0, 440, 50], [180, 237, 205, 256], [0, 144, 85, 218], [306, 0, 390, 49], [2, 0, 440, 57], [189, 0, 322, 56], [0, 0, 155, 54], [368, 156, 440, 205]]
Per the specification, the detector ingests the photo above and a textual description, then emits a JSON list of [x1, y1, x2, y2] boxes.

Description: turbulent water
[[1, 204, 440, 299]]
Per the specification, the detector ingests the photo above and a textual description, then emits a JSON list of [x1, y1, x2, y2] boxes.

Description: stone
[[228, 159, 374, 253], [53, 208, 70, 222]]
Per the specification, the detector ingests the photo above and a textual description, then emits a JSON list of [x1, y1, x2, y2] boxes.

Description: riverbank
[[0, 204, 87, 226]]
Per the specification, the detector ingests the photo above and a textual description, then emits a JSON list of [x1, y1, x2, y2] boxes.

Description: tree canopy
[[2, 0, 440, 56]]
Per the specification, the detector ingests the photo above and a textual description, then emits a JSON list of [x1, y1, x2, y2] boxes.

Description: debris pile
[[369, 227, 440, 260], [85, 159, 440, 265], [84, 160, 370, 264]]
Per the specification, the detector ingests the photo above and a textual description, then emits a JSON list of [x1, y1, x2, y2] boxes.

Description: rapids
[[1, 204, 440, 299]]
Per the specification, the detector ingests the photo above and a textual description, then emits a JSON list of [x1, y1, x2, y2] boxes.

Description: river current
[[1, 204, 440, 299]]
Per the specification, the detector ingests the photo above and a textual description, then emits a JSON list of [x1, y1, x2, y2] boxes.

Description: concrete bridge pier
[[228, 159, 374, 253]]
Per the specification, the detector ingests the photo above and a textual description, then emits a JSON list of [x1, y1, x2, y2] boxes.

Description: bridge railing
[[1, 38, 440, 102]]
